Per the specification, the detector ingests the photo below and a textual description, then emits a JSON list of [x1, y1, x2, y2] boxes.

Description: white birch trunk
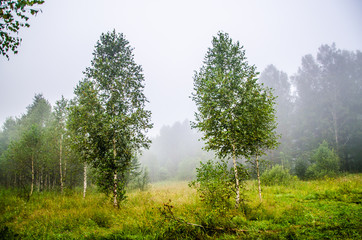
[[60, 134, 63, 194], [232, 144, 240, 208], [113, 138, 118, 208], [83, 162, 87, 199], [256, 155, 262, 202], [30, 154, 34, 196]]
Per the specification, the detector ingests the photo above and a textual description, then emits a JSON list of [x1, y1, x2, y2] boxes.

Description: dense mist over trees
[[0, 43, 361, 198], [1, 0, 361, 236], [258, 44, 362, 175], [140, 120, 213, 182]]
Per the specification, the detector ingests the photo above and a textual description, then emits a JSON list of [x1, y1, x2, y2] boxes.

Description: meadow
[[0, 174, 361, 239]]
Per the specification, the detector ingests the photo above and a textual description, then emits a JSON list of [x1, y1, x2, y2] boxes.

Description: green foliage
[[68, 30, 152, 205], [189, 159, 248, 210], [191, 31, 279, 160], [191, 31, 279, 206], [259, 65, 293, 165], [261, 165, 296, 186], [0, 175, 361, 239], [0, 0, 45, 59], [127, 164, 150, 191], [292, 44, 362, 172], [294, 153, 310, 180], [306, 141, 340, 179]]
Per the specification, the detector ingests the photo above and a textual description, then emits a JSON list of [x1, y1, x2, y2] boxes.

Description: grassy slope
[[0, 175, 361, 239]]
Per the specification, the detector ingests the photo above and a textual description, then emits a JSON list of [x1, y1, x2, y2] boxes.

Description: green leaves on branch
[[1, 0, 44, 59], [68, 30, 152, 205], [191, 31, 279, 206], [189, 159, 248, 210], [192, 32, 279, 160]]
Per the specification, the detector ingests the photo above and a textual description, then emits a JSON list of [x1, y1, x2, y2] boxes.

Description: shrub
[[189, 159, 248, 210], [128, 167, 149, 191], [306, 141, 340, 179], [261, 165, 295, 186], [294, 153, 310, 180]]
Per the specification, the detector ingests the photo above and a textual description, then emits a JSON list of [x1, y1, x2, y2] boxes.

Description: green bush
[[261, 165, 295, 186], [189, 159, 248, 210], [306, 141, 340, 179], [294, 153, 310, 180]]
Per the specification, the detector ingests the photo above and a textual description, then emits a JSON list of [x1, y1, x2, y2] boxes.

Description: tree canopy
[[68, 30, 153, 207], [192, 32, 279, 206]]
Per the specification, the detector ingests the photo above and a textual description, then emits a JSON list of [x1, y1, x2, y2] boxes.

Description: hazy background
[[0, 0, 361, 136]]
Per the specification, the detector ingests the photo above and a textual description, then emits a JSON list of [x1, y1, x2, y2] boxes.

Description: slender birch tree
[[69, 30, 152, 207], [53, 96, 68, 194], [192, 32, 278, 207]]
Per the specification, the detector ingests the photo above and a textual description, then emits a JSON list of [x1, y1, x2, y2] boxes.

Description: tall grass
[[0, 175, 361, 239]]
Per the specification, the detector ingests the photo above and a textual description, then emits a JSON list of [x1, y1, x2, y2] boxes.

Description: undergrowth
[[0, 175, 361, 239]]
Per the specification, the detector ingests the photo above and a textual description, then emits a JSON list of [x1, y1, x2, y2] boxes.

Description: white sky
[[1, 0, 361, 136]]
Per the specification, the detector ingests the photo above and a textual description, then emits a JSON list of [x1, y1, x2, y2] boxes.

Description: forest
[[0, 2, 362, 239], [0, 30, 361, 239]]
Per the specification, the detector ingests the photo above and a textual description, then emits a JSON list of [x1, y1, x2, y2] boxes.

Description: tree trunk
[[40, 170, 43, 192], [30, 154, 34, 196], [331, 85, 339, 153], [64, 153, 67, 186], [48, 174, 50, 191], [332, 108, 339, 151], [256, 155, 262, 202], [113, 138, 118, 208], [60, 134, 64, 194], [113, 171, 118, 207], [232, 144, 240, 208], [83, 163, 87, 199], [36, 167, 40, 192]]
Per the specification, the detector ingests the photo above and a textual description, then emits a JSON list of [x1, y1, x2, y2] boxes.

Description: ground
[[0, 174, 361, 239]]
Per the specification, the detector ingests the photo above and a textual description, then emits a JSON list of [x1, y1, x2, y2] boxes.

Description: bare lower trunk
[[332, 109, 339, 151], [113, 171, 118, 207], [232, 144, 240, 208], [113, 138, 118, 208], [256, 155, 262, 202], [64, 155, 67, 185], [40, 171, 43, 192], [60, 135, 64, 194], [30, 154, 34, 196], [48, 174, 50, 190], [83, 163, 87, 199]]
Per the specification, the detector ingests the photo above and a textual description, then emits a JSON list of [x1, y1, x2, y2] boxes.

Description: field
[[0, 174, 361, 239]]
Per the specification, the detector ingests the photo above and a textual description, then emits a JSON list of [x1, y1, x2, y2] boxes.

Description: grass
[[0, 174, 361, 239]]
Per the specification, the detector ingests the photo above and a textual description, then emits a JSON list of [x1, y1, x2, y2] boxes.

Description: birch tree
[[69, 30, 152, 207], [53, 96, 68, 194], [192, 32, 278, 207]]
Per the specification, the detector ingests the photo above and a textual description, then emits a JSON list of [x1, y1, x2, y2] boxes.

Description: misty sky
[[1, 0, 361, 136]]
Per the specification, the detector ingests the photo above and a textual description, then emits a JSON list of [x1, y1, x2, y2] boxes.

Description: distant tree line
[[0, 29, 361, 207], [0, 94, 84, 195], [140, 120, 214, 182], [258, 43, 362, 177], [141, 42, 362, 183], [0, 30, 151, 206]]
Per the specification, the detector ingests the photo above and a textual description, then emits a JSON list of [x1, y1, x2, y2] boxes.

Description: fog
[[1, 0, 361, 137], [0, 1, 361, 183], [140, 43, 362, 181]]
